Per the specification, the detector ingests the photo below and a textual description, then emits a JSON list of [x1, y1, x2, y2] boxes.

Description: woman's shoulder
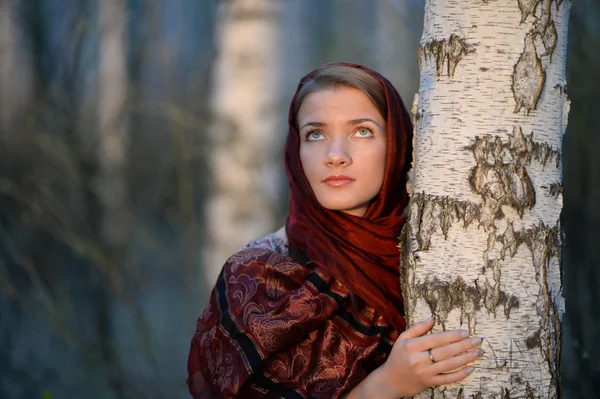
[[239, 226, 289, 256], [219, 227, 303, 282]]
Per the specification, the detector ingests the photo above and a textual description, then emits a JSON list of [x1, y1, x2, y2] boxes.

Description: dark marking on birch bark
[[415, 277, 482, 332], [554, 82, 568, 95], [512, 32, 545, 113], [467, 134, 536, 227], [399, 222, 415, 325], [423, 39, 446, 77], [543, 182, 563, 197], [422, 35, 475, 78], [512, 373, 525, 385], [498, 221, 520, 260], [408, 193, 483, 251], [479, 259, 520, 318], [501, 291, 520, 318], [542, 22, 558, 58], [525, 382, 535, 398], [536, 0, 553, 35], [414, 274, 519, 330], [526, 330, 541, 348], [496, 220, 560, 266], [456, 387, 464, 399], [534, 1, 558, 58], [518, 0, 541, 23], [464, 125, 561, 227], [524, 135, 562, 169], [506, 125, 561, 168], [446, 35, 473, 77], [410, 178, 559, 259]]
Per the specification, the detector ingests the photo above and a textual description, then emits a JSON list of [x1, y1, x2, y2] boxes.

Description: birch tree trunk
[[97, 0, 130, 247], [203, 0, 282, 288], [401, 1, 570, 397]]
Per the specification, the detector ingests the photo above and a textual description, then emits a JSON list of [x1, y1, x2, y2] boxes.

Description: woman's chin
[[320, 202, 368, 217]]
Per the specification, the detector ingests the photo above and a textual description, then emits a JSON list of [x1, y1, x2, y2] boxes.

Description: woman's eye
[[354, 128, 374, 138], [306, 131, 324, 141]]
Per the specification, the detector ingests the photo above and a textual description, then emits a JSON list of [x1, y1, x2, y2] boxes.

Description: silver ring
[[428, 348, 436, 363]]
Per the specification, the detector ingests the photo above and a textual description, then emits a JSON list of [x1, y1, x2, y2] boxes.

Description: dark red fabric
[[187, 245, 398, 398], [285, 62, 413, 332]]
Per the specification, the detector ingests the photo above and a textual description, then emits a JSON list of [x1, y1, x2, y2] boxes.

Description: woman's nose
[[325, 138, 352, 167]]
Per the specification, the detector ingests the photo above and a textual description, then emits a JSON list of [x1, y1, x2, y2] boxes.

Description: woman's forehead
[[297, 88, 384, 123]]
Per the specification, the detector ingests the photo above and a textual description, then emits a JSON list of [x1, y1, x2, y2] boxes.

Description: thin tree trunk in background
[[96, 2, 131, 397], [332, 0, 378, 65], [376, 0, 424, 103], [0, 0, 33, 136], [203, 0, 282, 288], [401, 1, 570, 397], [97, 0, 130, 247], [278, 0, 311, 214], [0, 0, 15, 132]]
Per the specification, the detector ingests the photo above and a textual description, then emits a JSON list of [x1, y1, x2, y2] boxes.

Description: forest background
[[0, 0, 598, 398]]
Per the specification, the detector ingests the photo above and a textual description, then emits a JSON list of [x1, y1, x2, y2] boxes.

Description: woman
[[187, 63, 484, 398]]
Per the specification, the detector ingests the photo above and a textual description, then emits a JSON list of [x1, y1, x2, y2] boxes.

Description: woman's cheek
[[299, 148, 320, 187]]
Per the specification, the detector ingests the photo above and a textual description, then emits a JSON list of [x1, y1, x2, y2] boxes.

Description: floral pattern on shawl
[[187, 234, 398, 398]]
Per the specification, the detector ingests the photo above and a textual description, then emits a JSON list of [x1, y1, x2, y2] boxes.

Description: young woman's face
[[297, 87, 387, 217]]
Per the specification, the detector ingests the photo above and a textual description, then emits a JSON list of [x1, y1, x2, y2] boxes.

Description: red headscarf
[[285, 62, 413, 332]]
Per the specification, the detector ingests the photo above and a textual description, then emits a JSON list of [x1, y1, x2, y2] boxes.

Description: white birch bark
[[203, 0, 282, 288], [97, 0, 130, 247], [402, 1, 570, 397]]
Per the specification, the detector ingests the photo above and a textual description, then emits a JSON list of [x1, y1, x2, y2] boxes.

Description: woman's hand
[[373, 317, 484, 398]]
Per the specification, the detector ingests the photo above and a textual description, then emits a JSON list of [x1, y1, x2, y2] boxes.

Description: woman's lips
[[323, 175, 355, 186]]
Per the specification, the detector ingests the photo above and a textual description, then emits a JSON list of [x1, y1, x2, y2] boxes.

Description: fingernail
[[466, 367, 475, 375], [474, 349, 485, 358], [461, 330, 470, 338], [423, 317, 434, 323], [471, 337, 483, 346]]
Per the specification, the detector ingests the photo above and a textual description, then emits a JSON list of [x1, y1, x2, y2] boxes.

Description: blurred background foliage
[[0, 0, 597, 398]]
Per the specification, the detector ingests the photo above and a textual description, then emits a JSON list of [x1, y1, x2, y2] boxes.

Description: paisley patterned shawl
[[187, 235, 398, 398]]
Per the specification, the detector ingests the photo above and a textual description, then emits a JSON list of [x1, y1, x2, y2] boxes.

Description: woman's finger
[[429, 347, 484, 375], [398, 317, 435, 340], [427, 336, 483, 363], [429, 365, 476, 386], [406, 329, 471, 353]]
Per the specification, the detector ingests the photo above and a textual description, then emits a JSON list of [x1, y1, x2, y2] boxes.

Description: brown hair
[[293, 63, 388, 124]]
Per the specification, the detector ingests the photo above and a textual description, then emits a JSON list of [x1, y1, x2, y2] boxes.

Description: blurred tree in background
[[0, 0, 596, 398]]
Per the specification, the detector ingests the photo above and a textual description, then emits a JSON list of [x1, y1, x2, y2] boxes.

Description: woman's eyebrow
[[299, 121, 326, 130], [299, 118, 381, 130], [348, 118, 381, 127]]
